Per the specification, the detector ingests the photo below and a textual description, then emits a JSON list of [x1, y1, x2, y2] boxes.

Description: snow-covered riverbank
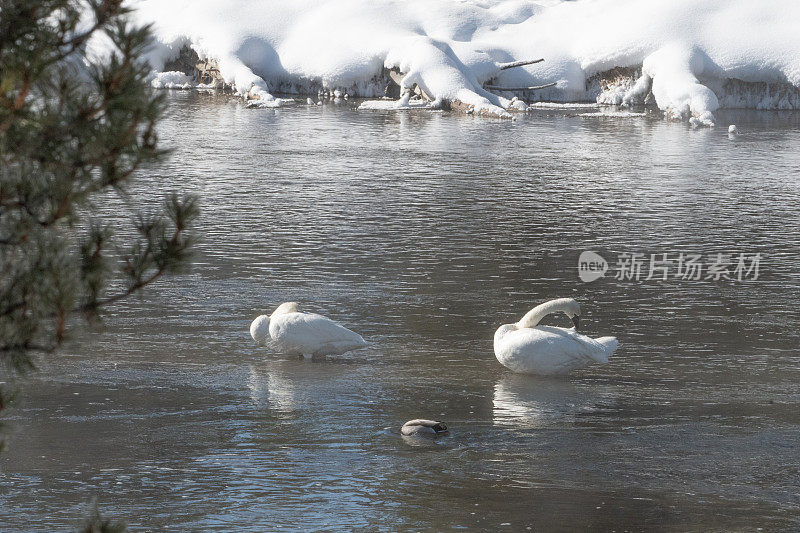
[[123, 0, 800, 124]]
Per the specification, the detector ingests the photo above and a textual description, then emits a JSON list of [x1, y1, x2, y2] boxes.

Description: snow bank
[[128, 0, 800, 123]]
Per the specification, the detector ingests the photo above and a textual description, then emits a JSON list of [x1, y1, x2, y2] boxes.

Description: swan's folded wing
[[561, 328, 614, 363], [274, 312, 366, 354], [572, 334, 613, 364], [527, 326, 612, 364]]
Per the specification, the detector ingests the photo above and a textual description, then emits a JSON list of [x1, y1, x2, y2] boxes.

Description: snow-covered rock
[[149, 71, 194, 89], [125, 0, 800, 123]]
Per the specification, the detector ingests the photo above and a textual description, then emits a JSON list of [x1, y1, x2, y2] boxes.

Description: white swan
[[250, 302, 367, 357], [494, 298, 618, 375]]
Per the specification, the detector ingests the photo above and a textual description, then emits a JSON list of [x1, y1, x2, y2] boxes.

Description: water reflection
[[246, 363, 299, 413], [492, 374, 581, 429]]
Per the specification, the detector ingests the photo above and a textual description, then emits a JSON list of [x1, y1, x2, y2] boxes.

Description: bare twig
[[485, 82, 557, 91], [497, 58, 544, 71]]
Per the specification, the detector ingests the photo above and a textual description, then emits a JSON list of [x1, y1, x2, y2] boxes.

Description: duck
[[250, 302, 367, 357], [401, 419, 449, 437], [493, 298, 618, 375]]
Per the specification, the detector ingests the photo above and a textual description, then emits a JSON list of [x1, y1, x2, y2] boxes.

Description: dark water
[[2, 92, 799, 531]]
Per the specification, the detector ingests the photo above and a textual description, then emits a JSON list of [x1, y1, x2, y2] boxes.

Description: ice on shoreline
[[577, 110, 647, 118], [358, 99, 434, 111], [527, 102, 599, 110], [127, 0, 800, 124]]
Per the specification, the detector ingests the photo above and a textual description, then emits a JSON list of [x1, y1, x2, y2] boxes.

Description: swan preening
[[250, 302, 367, 357], [494, 298, 618, 375], [401, 419, 449, 437]]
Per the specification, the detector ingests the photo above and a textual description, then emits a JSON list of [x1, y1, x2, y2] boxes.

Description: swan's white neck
[[516, 298, 578, 329]]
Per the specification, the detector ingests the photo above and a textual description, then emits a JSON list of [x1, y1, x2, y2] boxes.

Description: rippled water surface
[[2, 92, 800, 531]]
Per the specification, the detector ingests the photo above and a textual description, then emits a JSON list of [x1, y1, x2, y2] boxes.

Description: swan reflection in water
[[247, 363, 300, 413], [246, 361, 353, 415], [492, 374, 588, 429]]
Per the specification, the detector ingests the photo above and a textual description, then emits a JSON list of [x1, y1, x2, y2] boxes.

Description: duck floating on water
[[401, 419, 449, 437]]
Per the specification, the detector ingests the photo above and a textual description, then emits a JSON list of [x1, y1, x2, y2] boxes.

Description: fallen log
[[387, 68, 434, 101]]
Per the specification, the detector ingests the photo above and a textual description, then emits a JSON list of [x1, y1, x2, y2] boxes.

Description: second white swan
[[250, 302, 367, 357], [494, 298, 618, 375]]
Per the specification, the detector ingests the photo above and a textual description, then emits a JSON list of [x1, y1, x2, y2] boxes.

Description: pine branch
[[0, 0, 198, 377]]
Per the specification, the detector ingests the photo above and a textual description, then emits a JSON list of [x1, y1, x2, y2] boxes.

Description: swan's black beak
[[572, 316, 580, 329]]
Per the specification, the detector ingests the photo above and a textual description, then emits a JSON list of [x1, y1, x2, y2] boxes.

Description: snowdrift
[[128, 0, 800, 123]]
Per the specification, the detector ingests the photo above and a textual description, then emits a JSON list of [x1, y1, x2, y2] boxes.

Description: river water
[[1, 92, 799, 531]]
